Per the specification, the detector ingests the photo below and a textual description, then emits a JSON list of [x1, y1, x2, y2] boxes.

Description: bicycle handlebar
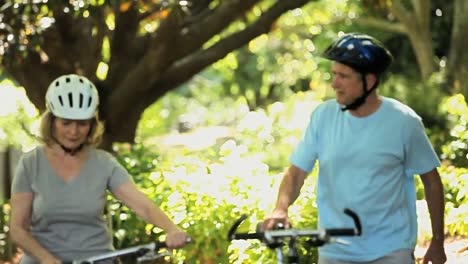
[[227, 208, 361, 246], [69, 237, 191, 264]]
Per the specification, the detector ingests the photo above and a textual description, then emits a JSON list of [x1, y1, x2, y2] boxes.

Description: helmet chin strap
[[59, 143, 84, 156], [54, 137, 85, 156], [341, 74, 378, 111]]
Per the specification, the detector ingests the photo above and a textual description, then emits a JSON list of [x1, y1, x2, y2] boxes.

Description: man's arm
[[275, 165, 308, 212], [419, 168, 447, 264], [264, 165, 308, 229]]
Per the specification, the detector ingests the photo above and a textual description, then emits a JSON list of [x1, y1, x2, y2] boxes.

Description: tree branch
[[106, 0, 261, 112], [390, 0, 415, 31], [152, 0, 313, 100], [354, 17, 406, 34], [412, 0, 430, 31], [175, 0, 262, 58]]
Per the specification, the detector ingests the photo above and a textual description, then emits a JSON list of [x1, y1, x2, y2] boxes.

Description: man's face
[[331, 62, 364, 106]]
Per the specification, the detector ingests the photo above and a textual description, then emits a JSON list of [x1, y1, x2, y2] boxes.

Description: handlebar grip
[[155, 237, 192, 250], [232, 232, 264, 240], [326, 228, 357, 236], [155, 240, 167, 249]]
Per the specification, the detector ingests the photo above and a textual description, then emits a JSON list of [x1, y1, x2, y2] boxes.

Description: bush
[[439, 94, 468, 167], [111, 90, 324, 263]]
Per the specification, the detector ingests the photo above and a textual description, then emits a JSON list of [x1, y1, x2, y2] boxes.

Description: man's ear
[[365, 73, 378, 91]]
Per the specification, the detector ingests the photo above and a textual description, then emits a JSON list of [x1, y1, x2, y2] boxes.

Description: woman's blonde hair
[[39, 111, 105, 147]]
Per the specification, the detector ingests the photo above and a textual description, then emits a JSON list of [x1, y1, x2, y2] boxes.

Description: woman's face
[[53, 118, 92, 148]]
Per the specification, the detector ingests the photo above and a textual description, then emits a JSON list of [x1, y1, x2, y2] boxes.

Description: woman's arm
[[113, 182, 188, 248], [10, 193, 62, 264]]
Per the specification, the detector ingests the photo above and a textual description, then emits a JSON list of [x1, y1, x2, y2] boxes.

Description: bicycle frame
[[227, 208, 362, 264]]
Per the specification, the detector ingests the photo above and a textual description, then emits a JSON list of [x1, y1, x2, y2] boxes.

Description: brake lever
[[330, 237, 350, 245]]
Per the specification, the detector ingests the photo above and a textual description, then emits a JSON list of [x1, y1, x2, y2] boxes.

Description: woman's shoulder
[[89, 148, 114, 161], [19, 145, 44, 162], [89, 148, 121, 166]]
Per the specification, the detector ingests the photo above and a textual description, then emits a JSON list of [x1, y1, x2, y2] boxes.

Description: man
[[264, 33, 446, 264]]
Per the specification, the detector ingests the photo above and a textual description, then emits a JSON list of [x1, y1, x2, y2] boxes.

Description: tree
[[0, 0, 313, 149], [355, 0, 467, 96]]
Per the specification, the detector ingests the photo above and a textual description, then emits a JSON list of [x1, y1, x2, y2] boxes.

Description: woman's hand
[[166, 229, 190, 249]]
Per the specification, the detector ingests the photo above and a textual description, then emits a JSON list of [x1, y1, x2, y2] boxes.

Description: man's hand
[[262, 209, 290, 231], [422, 239, 446, 264]]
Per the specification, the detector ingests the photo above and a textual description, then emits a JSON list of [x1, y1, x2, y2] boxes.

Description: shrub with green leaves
[[111, 123, 322, 263], [439, 94, 468, 167]]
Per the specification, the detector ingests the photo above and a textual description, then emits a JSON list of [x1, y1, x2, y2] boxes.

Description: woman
[[10, 74, 189, 264]]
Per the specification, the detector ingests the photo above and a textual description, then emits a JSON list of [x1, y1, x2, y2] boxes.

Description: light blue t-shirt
[[290, 97, 440, 262]]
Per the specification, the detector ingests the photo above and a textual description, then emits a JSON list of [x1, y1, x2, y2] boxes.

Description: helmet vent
[[68, 92, 74, 107], [79, 93, 84, 108], [66, 77, 71, 83], [79, 78, 84, 83], [58, 95, 64, 106], [55, 81, 60, 87], [88, 96, 93, 108], [49, 103, 55, 110]]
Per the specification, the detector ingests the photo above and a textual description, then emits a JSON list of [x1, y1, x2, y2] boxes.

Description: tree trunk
[[446, 0, 468, 98], [390, 0, 436, 80]]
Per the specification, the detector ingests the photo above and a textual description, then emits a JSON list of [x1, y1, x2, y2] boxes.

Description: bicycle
[[65, 237, 191, 264], [227, 208, 362, 264]]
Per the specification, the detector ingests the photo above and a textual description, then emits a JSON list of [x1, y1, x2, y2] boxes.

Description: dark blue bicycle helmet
[[323, 33, 393, 74], [322, 33, 393, 111]]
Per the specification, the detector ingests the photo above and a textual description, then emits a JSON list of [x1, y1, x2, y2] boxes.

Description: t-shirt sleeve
[[404, 116, 441, 176], [107, 156, 133, 193], [289, 106, 321, 173], [11, 155, 33, 194]]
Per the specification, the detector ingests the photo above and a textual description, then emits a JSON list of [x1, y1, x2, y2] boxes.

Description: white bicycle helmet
[[46, 74, 99, 120]]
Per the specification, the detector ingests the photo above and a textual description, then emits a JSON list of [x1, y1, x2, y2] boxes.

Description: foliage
[[440, 166, 468, 236], [0, 0, 314, 148], [111, 90, 324, 263], [0, 81, 39, 151], [1, 83, 468, 262], [205, 0, 352, 110], [114, 90, 468, 262], [415, 165, 468, 240], [439, 94, 468, 167], [136, 83, 247, 140], [111, 142, 284, 263]]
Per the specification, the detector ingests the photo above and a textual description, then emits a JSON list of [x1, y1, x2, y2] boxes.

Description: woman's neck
[[46, 143, 88, 160]]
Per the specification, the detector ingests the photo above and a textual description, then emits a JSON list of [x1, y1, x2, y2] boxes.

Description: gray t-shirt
[[12, 146, 131, 263]]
